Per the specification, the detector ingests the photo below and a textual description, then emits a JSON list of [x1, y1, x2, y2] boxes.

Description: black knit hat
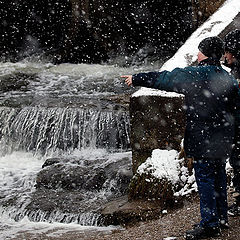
[[198, 36, 224, 60], [224, 29, 240, 59]]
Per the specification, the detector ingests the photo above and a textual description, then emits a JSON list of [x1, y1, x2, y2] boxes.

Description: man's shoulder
[[184, 65, 227, 74], [179, 65, 205, 76], [171, 66, 198, 74]]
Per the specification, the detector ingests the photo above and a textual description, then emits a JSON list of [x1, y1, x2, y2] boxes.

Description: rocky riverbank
[[7, 190, 240, 240]]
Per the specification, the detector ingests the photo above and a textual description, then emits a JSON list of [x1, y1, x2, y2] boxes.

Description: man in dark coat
[[224, 29, 240, 80], [122, 36, 240, 240], [224, 30, 240, 216]]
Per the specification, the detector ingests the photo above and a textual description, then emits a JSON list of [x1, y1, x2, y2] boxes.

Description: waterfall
[[0, 206, 101, 226], [0, 106, 130, 156], [0, 61, 133, 236]]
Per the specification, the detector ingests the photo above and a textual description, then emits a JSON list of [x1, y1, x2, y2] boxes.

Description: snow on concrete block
[[128, 149, 181, 202], [129, 94, 185, 174]]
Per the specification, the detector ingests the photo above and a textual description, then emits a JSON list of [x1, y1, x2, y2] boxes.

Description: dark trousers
[[194, 158, 228, 228]]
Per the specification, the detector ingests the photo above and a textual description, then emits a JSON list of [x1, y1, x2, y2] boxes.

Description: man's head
[[224, 29, 240, 66], [198, 36, 224, 63]]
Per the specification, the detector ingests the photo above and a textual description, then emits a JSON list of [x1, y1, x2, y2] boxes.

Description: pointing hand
[[121, 75, 133, 86]]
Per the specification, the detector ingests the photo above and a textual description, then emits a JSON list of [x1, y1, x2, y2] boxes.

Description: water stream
[[0, 59, 161, 238]]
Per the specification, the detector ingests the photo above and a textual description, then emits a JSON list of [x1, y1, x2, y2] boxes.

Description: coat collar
[[198, 57, 221, 67]]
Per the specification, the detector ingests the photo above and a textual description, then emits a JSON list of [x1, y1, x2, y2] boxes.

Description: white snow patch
[[161, 0, 240, 71], [137, 149, 180, 184], [162, 209, 168, 214], [136, 149, 198, 197], [174, 178, 197, 197], [132, 87, 184, 98]]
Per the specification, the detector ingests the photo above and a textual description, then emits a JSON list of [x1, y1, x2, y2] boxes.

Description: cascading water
[[0, 59, 161, 238], [0, 107, 130, 155]]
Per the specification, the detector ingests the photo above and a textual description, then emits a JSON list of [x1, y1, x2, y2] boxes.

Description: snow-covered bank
[[161, 0, 240, 71], [133, 0, 240, 97]]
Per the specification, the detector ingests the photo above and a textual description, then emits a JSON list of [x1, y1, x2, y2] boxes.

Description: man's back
[[131, 58, 240, 159]]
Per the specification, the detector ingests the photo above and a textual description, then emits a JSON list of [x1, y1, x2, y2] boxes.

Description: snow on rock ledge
[[132, 87, 184, 98], [137, 149, 180, 185], [128, 149, 197, 201], [128, 149, 181, 203]]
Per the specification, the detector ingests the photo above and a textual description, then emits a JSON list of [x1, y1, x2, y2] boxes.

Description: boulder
[[21, 156, 133, 224], [36, 162, 107, 191], [100, 195, 165, 226], [0, 73, 32, 92]]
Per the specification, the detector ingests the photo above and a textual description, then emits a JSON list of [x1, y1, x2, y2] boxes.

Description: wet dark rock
[[21, 156, 133, 225], [0, 95, 131, 110], [0, 73, 33, 92], [36, 163, 100, 190], [26, 189, 85, 214], [36, 157, 132, 194], [82, 168, 107, 191], [42, 158, 63, 168], [115, 168, 133, 195], [100, 195, 170, 226], [23, 188, 105, 224]]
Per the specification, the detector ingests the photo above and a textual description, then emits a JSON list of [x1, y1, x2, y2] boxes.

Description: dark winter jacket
[[230, 61, 240, 80], [132, 58, 240, 159], [224, 59, 240, 80], [228, 60, 240, 169]]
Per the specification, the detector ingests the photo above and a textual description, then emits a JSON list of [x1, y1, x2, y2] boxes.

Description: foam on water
[[0, 150, 129, 238], [0, 214, 121, 240], [0, 151, 43, 193]]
